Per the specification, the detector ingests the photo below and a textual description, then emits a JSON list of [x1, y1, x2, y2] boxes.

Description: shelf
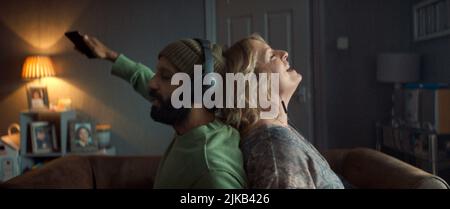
[[18, 110, 77, 174], [65, 147, 117, 156], [19, 110, 76, 157], [413, 0, 450, 42], [376, 124, 450, 176], [23, 147, 116, 158], [24, 153, 64, 158]]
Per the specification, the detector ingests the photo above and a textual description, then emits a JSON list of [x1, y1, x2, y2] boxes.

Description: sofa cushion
[[90, 156, 160, 189]]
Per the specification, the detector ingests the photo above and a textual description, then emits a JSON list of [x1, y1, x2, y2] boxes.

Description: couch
[[1, 148, 448, 189]]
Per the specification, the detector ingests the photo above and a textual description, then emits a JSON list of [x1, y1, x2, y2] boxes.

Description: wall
[[0, 0, 206, 155], [322, 0, 413, 148]]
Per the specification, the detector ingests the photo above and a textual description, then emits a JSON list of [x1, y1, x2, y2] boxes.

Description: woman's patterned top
[[241, 124, 344, 189]]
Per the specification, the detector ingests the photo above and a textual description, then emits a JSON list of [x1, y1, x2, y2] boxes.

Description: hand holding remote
[[65, 31, 118, 62], [82, 34, 119, 62]]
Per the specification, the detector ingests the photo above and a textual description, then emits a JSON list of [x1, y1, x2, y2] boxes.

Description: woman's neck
[[255, 100, 289, 128]]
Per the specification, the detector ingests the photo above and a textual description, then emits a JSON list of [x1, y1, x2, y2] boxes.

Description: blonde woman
[[222, 35, 344, 189]]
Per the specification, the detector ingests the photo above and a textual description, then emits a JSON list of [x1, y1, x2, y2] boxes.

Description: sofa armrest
[[338, 148, 449, 189]]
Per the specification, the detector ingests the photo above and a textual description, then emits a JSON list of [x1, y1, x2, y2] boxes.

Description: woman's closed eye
[[269, 50, 277, 62], [270, 54, 276, 60]]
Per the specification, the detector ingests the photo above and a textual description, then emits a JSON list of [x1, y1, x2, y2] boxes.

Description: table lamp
[[21, 56, 55, 81], [377, 53, 421, 126]]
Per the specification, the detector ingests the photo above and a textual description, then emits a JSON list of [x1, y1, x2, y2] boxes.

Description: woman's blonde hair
[[220, 34, 269, 134]]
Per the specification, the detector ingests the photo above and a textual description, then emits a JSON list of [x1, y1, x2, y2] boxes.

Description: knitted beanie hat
[[158, 39, 226, 77]]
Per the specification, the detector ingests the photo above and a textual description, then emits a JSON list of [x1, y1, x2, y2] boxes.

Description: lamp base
[[390, 83, 404, 128]]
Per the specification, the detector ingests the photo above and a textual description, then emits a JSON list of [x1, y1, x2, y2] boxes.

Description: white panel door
[[216, 0, 314, 142]]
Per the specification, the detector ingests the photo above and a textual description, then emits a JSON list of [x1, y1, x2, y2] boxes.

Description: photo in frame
[[69, 120, 98, 153], [27, 85, 49, 110], [30, 122, 57, 154]]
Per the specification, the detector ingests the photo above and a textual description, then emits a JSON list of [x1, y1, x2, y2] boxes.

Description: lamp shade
[[377, 53, 421, 83], [21, 56, 55, 79]]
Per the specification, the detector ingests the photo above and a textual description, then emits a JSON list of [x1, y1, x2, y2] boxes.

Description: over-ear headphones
[[194, 38, 217, 111], [194, 38, 216, 89]]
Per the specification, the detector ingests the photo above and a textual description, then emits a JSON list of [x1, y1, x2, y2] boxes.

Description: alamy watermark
[[170, 65, 281, 119]]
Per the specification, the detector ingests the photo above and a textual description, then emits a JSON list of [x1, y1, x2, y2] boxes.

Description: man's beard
[[149, 90, 190, 126]]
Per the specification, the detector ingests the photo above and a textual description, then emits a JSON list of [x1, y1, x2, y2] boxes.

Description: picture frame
[[30, 122, 57, 154], [69, 120, 98, 153], [27, 85, 50, 110]]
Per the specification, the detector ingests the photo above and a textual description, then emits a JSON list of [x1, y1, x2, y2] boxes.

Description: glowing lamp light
[[21, 56, 55, 80]]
